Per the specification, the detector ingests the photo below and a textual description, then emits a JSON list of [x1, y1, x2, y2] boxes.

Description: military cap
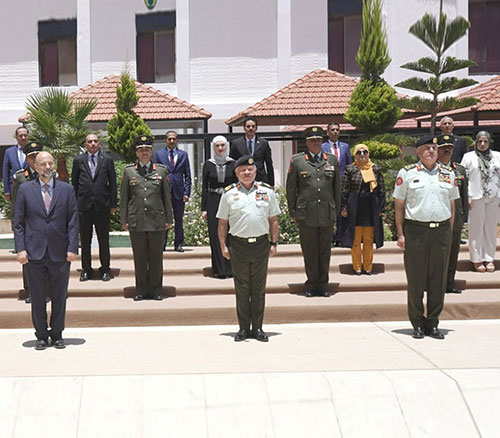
[[22, 141, 43, 155], [304, 126, 326, 140], [234, 155, 255, 168], [415, 134, 438, 148], [436, 134, 454, 148], [133, 135, 154, 148]]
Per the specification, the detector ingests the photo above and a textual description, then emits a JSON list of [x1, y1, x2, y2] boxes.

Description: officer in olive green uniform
[[217, 156, 280, 342], [120, 135, 173, 301], [393, 135, 460, 339], [12, 141, 44, 303], [436, 134, 469, 294], [286, 126, 341, 297]]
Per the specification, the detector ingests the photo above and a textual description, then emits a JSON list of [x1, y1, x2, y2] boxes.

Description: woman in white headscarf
[[461, 131, 500, 272], [201, 135, 237, 278]]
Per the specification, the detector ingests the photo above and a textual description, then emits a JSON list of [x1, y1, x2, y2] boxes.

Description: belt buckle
[[248, 237, 256, 243], [429, 222, 439, 228]]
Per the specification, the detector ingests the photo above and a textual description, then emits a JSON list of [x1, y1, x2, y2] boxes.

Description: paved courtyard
[[1, 320, 500, 437]]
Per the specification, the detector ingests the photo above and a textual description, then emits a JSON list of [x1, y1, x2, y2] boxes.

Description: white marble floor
[[1, 321, 500, 438]]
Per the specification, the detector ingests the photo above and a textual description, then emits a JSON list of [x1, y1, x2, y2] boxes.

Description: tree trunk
[[56, 154, 69, 182]]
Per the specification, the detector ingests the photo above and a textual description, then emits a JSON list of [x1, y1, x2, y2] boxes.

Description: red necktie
[[169, 150, 175, 168], [333, 142, 339, 159]]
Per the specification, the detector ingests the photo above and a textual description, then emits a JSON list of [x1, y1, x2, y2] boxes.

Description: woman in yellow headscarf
[[340, 144, 386, 275]]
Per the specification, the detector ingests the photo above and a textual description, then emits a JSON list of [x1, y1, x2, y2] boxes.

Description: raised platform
[[0, 242, 499, 329]]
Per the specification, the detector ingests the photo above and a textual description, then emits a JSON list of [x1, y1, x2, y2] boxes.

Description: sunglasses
[[356, 150, 368, 156]]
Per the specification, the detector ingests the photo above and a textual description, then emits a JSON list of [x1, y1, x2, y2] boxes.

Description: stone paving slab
[[0, 321, 499, 438]]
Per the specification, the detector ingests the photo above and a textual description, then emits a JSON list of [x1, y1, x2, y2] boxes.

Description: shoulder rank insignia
[[403, 163, 417, 171], [260, 182, 272, 189], [224, 183, 236, 192]]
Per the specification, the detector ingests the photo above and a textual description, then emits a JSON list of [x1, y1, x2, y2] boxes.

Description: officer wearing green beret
[[286, 126, 341, 297], [393, 135, 460, 339], [12, 141, 44, 303], [217, 155, 280, 342], [436, 134, 469, 294], [120, 135, 173, 301]]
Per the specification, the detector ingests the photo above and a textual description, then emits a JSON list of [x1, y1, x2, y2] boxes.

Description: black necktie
[[248, 139, 253, 155]]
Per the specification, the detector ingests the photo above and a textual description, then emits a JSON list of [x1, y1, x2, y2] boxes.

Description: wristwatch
[[270, 241, 278, 247]]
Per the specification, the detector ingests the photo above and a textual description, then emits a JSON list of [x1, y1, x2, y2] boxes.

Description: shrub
[[352, 140, 401, 160]]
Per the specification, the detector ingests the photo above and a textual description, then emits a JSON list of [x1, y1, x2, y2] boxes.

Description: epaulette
[[403, 163, 417, 171], [259, 182, 272, 189], [440, 164, 452, 172], [155, 163, 166, 168], [292, 152, 305, 159], [224, 183, 236, 192], [125, 163, 135, 168]]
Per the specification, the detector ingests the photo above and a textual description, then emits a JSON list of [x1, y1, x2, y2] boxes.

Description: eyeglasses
[[356, 150, 368, 156]]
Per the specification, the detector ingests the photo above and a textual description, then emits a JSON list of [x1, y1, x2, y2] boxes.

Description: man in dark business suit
[[230, 116, 275, 187], [439, 116, 468, 164], [14, 152, 79, 350], [153, 131, 191, 252], [3, 126, 29, 202], [72, 134, 117, 281], [322, 122, 352, 246]]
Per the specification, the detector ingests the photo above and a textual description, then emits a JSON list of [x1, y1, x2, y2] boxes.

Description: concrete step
[[1, 289, 499, 329]]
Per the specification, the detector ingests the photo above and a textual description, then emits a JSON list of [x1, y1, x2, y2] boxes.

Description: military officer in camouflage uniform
[[286, 126, 341, 297], [11, 141, 44, 303], [393, 135, 460, 340], [217, 156, 280, 342], [437, 134, 469, 294], [120, 135, 173, 301]]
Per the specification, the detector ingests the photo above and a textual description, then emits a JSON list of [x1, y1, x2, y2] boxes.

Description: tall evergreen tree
[[396, 1, 478, 134], [345, 0, 402, 134], [107, 73, 151, 162]]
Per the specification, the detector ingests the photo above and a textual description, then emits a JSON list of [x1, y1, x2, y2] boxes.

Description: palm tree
[[25, 88, 97, 181], [396, 0, 478, 134]]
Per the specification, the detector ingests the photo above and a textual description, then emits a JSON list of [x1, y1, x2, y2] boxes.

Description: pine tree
[[345, 0, 402, 134], [396, 0, 478, 134], [107, 73, 152, 162]]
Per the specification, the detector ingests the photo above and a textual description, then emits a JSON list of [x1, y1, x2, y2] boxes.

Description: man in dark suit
[[14, 152, 79, 350], [72, 134, 117, 281], [3, 126, 29, 202], [153, 131, 191, 252], [230, 116, 275, 187], [322, 122, 352, 246], [439, 116, 468, 164]]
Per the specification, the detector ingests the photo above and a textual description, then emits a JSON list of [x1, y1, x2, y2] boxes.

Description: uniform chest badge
[[325, 165, 335, 172], [438, 173, 451, 184], [256, 191, 269, 201]]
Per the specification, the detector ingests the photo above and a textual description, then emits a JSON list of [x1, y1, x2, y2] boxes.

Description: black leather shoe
[[34, 339, 49, 350], [80, 271, 90, 282], [425, 327, 445, 339], [446, 288, 462, 294], [253, 328, 269, 342], [318, 290, 330, 297], [25, 295, 32, 304], [363, 270, 372, 276], [354, 270, 362, 276], [175, 245, 185, 253], [133, 294, 145, 301], [102, 272, 111, 282], [234, 329, 250, 342], [305, 290, 316, 298], [412, 327, 425, 339], [153, 294, 163, 301], [52, 339, 66, 349]]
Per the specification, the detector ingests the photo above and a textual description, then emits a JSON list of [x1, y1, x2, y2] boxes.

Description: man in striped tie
[[14, 152, 79, 350]]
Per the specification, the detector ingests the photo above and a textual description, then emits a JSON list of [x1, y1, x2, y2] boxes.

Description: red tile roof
[[226, 69, 359, 126], [70, 75, 211, 121], [226, 68, 413, 126]]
